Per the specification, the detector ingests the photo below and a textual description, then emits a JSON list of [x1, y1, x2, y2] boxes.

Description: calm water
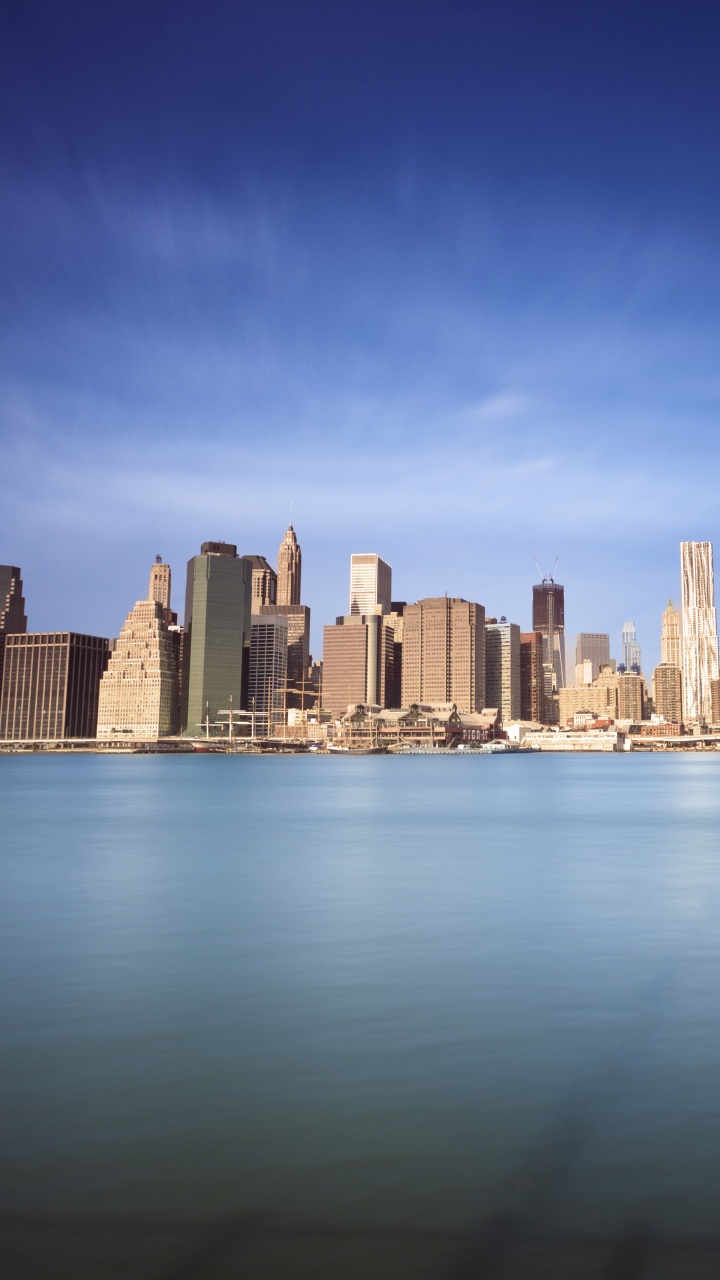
[[2, 753, 720, 1278]]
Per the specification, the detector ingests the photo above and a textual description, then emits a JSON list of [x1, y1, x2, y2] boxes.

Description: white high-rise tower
[[349, 554, 392, 616], [681, 541, 718, 722]]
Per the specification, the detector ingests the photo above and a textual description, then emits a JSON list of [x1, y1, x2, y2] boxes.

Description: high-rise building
[[617, 670, 645, 721], [0, 566, 27, 636], [621, 621, 642, 673], [97, 565, 180, 738], [485, 621, 521, 722], [249, 615, 288, 732], [519, 632, 544, 722], [148, 556, 172, 613], [349, 554, 392, 616], [575, 633, 610, 683], [532, 577, 565, 689], [711, 678, 720, 726], [257, 604, 310, 692], [322, 614, 394, 715], [652, 664, 683, 725], [385, 602, 406, 709], [660, 599, 682, 668], [0, 565, 27, 693], [681, 541, 719, 723], [0, 632, 109, 740], [246, 555, 277, 609], [401, 597, 485, 713], [277, 523, 302, 607], [181, 542, 252, 733]]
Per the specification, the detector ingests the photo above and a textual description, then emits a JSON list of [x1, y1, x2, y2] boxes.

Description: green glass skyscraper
[[181, 542, 251, 734]]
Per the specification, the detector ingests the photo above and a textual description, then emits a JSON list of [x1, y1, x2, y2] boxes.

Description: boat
[[327, 745, 388, 755]]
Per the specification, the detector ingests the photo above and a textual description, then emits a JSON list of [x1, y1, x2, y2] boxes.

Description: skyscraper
[[277, 523, 301, 606], [532, 577, 565, 689], [350, 554, 392, 616], [246, 555, 277, 608], [652, 664, 683, 725], [519, 632, 544, 722], [621, 621, 642, 672], [257, 603, 310, 693], [0, 632, 109, 740], [148, 556, 171, 613], [681, 541, 719, 722], [322, 614, 395, 715], [97, 560, 180, 739], [249, 615, 288, 732], [0, 566, 27, 636], [485, 620, 521, 722], [660, 599, 682, 668], [181, 542, 252, 733], [401, 597, 485, 712], [0, 565, 27, 692], [575, 633, 610, 684]]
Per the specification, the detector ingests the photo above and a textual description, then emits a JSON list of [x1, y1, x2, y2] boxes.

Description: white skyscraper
[[681, 541, 718, 722], [349, 554, 392, 616], [621, 621, 642, 672]]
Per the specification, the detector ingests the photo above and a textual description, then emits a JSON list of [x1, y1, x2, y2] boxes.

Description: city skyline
[[1, 530, 712, 681], [3, 5, 720, 667]]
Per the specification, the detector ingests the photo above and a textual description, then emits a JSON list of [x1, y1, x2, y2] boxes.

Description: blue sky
[[3, 0, 720, 668]]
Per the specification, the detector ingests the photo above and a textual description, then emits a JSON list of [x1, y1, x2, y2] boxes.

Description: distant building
[[350, 554, 392, 616], [711, 678, 720, 725], [181, 542, 252, 733], [660, 599, 682, 669], [97, 598, 179, 738], [246, 555, 277, 609], [681, 541, 718, 723], [652, 663, 683, 725], [402, 597, 485, 713], [485, 620, 520, 723], [0, 566, 27, 636], [385, 602, 406, 709], [0, 565, 27, 693], [322, 614, 394, 716], [621, 621, 642, 673], [575, 633, 610, 683], [532, 577, 565, 690], [0, 632, 109, 740], [277, 523, 302, 607], [148, 555, 172, 613], [249, 615, 288, 732], [257, 603, 310, 695], [617, 670, 645, 721], [519, 631, 544, 722]]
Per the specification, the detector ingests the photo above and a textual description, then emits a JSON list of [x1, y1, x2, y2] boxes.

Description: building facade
[[401, 597, 485, 713], [97, 592, 179, 739], [621, 621, 642, 673], [148, 556, 172, 613], [257, 603, 310, 692], [660, 599, 682, 668], [519, 631, 544, 722], [617, 670, 645, 721], [181, 542, 252, 733], [249, 615, 288, 732], [652, 663, 683, 725], [575, 633, 610, 683], [322, 614, 395, 716], [277, 523, 302, 607], [0, 632, 109, 740], [246, 555, 277, 609], [532, 577, 565, 689], [681, 541, 719, 722], [485, 620, 521, 723], [349, 554, 392, 616]]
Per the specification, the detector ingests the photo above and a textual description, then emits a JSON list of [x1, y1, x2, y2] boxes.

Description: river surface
[[2, 752, 720, 1278]]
